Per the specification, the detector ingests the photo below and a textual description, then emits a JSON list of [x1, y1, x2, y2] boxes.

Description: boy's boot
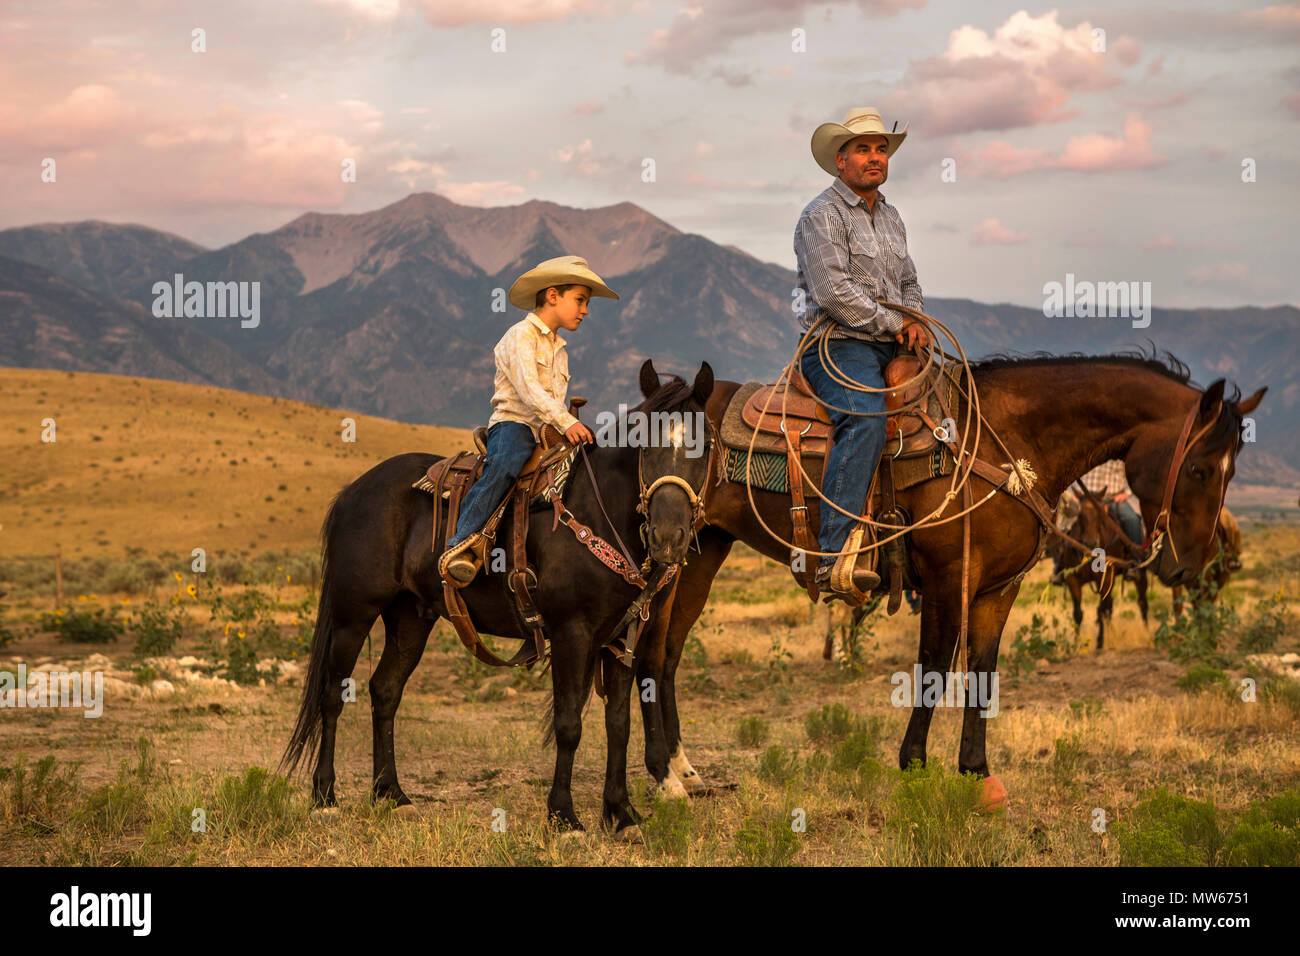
[[439, 495, 512, 588]]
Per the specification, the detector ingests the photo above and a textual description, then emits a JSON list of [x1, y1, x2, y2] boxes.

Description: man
[[439, 255, 616, 586], [1050, 459, 1145, 583], [794, 107, 931, 599]]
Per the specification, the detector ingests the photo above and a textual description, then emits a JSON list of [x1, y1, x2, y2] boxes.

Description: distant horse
[[1048, 491, 1149, 649], [633, 352, 1265, 797], [1171, 506, 1243, 615], [280, 361, 715, 835]]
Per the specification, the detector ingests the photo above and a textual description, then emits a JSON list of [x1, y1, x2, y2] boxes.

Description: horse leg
[[1137, 569, 1149, 626], [899, 589, 960, 770], [633, 600, 680, 796], [599, 653, 642, 838], [313, 608, 381, 807], [547, 623, 593, 831], [956, 586, 1019, 779], [1066, 576, 1083, 634], [658, 531, 733, 794], [1097, 586, 1114, 651], [370, 593, 433, 806]]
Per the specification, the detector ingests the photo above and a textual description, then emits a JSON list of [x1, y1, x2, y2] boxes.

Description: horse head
[[1131, 380, 1265, 587], [636, 359, 715, 566]]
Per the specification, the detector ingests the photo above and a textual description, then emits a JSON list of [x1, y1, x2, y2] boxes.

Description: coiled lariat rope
[[741, 302, 1039, 561]]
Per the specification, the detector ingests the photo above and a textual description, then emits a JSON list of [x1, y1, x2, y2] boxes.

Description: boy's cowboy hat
[[811, 107, 907, 176], [508, 255, 620, 311]]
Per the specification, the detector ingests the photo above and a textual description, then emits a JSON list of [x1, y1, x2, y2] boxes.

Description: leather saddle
[[740, 355, 960, 461], [413, 421, 573, 505]]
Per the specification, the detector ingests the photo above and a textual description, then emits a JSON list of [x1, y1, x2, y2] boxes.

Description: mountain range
[[1, 193, 1295, 488]]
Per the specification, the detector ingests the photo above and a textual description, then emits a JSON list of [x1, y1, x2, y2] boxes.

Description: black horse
[[280, 360, 715, 836]]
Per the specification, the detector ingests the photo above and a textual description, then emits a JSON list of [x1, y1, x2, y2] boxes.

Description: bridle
[[1142, 394, 1233, 566]]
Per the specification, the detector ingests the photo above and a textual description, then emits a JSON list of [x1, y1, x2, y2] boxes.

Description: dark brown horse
[[280, 361, 715, 835], [634, 353, 1265, 797], [1048, 491, 1150, 649]]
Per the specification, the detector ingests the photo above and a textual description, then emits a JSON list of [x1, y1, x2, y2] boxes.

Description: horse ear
[[1200, 379, 1226, 418], [693, 361, 714, 404], [1237, 386, 1267, 415], [639, 359, 659, 399]]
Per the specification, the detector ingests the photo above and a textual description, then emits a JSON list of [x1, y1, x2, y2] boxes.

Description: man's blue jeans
[[447, 421, 536, 548], [1111, 498, 1144, 547], [800, 335, 898, 568]]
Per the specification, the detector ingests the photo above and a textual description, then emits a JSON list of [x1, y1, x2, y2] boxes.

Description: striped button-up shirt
[[793, 176, 924, 341], [487, 312, 580, 440]]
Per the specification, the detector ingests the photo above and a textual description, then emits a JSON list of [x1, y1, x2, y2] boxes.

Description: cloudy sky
[[2, 0, 1297, 309]]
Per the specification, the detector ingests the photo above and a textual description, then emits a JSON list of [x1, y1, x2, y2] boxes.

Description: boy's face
[[548, 285, 591, 331]]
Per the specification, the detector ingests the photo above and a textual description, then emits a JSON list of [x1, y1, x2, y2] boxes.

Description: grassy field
[[2, 369, 1299, 866]]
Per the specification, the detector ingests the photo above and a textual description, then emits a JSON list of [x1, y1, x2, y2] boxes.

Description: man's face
[[836, 134, 890, 191], [552, 285, 591, 331]]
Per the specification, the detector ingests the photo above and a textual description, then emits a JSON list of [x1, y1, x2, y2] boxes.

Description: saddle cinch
[[410, 400, 585, 668], [733, 355, 963, 609]]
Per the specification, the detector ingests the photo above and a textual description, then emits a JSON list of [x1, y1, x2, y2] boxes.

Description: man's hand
[[895, 318, 932, 351], [565, 421, 595, 445]]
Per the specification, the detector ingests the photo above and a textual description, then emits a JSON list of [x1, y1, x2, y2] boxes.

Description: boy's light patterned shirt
[[487, 312, 580, 439]]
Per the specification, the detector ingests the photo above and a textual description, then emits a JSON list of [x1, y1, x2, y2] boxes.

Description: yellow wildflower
[[77, 594, 87, 602], [173, 571, 183, 582], [187, 584, 197, 598], [237, 630, 246, 639]]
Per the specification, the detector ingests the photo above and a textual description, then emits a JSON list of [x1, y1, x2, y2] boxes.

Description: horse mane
[[971, 345, 1196, 387], [639, 374, 695, 413], [972, 344, 1245, 447]]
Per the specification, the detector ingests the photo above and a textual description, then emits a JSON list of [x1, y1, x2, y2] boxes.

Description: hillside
[[0, 368, 469, 560]]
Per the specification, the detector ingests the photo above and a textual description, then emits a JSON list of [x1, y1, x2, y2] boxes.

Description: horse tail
[[279, 488, 344, 777]]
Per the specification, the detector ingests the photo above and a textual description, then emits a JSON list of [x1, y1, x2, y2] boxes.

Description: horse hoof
[[608, 823, 644, 845], [680, 771, 707, 794], [978, 775, 1008, 813], [657, 772, 689, 800]]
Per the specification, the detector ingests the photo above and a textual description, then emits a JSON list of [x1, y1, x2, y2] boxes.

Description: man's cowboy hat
[[508, 255, 619, 311], [811, 107, 908, 177]]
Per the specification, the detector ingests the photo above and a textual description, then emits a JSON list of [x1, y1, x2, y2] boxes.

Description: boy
[[439, 255, 619, 585]]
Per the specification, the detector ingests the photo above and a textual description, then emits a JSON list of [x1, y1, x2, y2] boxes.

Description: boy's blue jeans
[[446, 421, 536, 548], [800, 334, 899, 568]]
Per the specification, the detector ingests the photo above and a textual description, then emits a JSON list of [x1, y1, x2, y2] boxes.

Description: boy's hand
[[565, 421, 595, 445], [895, 319, 932, 351]]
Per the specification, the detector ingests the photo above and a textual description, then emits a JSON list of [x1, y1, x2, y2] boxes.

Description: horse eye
[[1188, 463, 1207, 480]]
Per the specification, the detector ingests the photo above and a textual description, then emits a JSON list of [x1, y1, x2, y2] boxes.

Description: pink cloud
[[1051, 113, 1166, 171], [886, 11, 1140, 136], [963, 140, 1050, 178], [955, 113, 1166, 178], [572, 99, 604, 115], [1146, 54, 1164, 77], [972, 217, 1028, 244], [632, 0, 925, 78], [1284, 92, 1300, 119]]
